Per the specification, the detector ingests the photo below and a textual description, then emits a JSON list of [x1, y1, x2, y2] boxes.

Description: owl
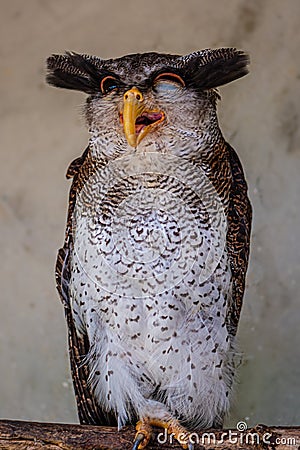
[[47, 49, 251, 450]]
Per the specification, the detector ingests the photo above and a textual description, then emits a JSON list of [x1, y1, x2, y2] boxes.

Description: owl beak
[[121, 87, 164, 147]]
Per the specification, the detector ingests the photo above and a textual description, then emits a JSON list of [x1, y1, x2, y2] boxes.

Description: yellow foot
[[132, 419, 153, 450], [166, 418, 194, 450], [132, 417, 194, 450]]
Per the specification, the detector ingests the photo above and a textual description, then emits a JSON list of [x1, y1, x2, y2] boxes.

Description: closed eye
[[153, 72, 185, 93]]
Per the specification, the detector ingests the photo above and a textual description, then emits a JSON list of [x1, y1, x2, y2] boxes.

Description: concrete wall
[[1, 0, 299, 426]]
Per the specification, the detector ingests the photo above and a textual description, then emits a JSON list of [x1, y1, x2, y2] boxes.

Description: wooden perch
[[0, 420, 299, 450]]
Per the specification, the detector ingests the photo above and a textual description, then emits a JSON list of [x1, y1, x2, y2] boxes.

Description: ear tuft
[[46, 52, 102, 94], [183, 48, 250, 91]]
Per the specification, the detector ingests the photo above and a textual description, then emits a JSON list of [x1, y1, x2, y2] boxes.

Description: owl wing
[[55, 147, 117, 426], [226, 143, 252, 336]]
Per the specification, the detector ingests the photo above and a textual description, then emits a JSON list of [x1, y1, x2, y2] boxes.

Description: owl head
[[46, 49, 249, 155]]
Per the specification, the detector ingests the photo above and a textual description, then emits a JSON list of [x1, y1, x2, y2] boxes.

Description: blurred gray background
[[1, 0, 299, 427]]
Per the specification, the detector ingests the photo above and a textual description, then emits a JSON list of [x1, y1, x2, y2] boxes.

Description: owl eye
[[100, 76, 119, 94], [153, 72, 185, 92]]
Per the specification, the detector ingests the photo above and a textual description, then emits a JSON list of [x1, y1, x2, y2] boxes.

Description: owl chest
[[70, 158, 231, 344]]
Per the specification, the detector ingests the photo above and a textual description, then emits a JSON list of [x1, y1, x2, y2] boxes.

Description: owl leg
[[132, 416, 194, 450]]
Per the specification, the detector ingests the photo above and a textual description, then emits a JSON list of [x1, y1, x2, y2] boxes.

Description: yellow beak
[[121, 87, 164, 147]]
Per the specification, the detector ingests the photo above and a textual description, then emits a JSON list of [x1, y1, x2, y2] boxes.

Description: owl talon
[[165, 419, 193, 450], [187, 441, 194, 450], [133, 419, 152, 450], [132, 433, 147, 450]]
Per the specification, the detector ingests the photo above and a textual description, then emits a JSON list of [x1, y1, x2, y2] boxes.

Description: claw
[[133, 418, 152, 449], [132, 432, 147, 450], [187, 440, 194, 450]]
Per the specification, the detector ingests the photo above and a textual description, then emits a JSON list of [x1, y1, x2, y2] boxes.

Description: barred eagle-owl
[[46, 48, 251, 449]]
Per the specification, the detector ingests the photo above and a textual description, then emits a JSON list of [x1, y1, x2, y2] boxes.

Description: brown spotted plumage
[[47, 49, 251, 449]]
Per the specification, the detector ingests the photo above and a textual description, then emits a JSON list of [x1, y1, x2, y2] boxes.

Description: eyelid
[[100, 75, 119, 94], [154, 72, 185, 87]]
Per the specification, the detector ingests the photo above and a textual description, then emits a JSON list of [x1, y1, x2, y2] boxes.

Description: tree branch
[[0, 420, 299, 449]]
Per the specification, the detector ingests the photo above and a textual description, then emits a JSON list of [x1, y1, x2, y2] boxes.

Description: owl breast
[[69, 152, 233, 428]]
